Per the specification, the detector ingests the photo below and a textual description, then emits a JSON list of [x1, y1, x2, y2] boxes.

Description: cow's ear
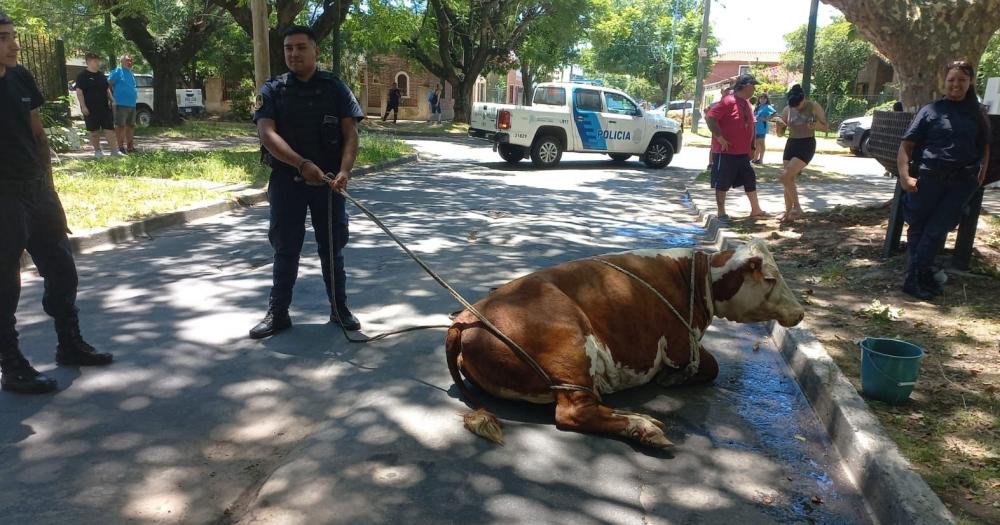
[[746, 256, 765, 277]]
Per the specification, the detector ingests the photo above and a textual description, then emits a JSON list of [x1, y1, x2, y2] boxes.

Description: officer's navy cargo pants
[[0, 182, 80, 348], [903, 169, 980, 273], [267, 173, 349, 312]]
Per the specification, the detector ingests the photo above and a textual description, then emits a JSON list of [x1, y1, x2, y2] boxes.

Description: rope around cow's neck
[[327, 184, 599, 399], [588, 253, 706, 379]]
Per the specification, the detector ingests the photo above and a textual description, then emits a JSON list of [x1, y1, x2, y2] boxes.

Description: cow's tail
[[446, 325, 504, 446]]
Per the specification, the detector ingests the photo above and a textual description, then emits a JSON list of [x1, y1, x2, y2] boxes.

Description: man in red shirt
[[706, 74, 767, 220]]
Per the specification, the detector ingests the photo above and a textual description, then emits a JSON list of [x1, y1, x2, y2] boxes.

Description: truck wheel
[[498, 144, 526, 164], [608, 153, 632, 162], [136, 107, 153, 128], [643, 138, 674, 168], [530, 135, 562, 168]]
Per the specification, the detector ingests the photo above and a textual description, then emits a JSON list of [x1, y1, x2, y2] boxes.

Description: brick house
[[359, 54, 454, 120], [705, 50, 783, 86]]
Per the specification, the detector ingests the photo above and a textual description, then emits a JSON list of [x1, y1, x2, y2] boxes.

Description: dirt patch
[[728, 204, 1000, 525]]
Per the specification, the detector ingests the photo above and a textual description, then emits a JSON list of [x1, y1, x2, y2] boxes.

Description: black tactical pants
[[0, 180, 79, 348], [267, 173, 350, 312]]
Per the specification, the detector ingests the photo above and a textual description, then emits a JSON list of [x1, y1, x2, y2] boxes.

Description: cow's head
[[708, 240, 804, 327]]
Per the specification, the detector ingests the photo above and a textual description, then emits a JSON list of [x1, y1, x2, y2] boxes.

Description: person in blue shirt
[[897, 60, 990, 300], [752, 93, 776, 164], [249, 25, 365, 339], [107, 55, 137, 153]]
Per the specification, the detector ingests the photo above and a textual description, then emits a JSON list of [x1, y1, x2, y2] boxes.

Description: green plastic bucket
[[860, 337, 924, 405]]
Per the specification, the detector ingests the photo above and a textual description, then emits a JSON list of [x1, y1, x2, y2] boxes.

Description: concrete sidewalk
[[677, 146, 1000, 219]]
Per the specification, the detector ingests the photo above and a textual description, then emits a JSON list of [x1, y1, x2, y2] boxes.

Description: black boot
[[1, 347, 57, 394], [55, 319, 114, 366], [918, 268, 944, 297], [902, 271, 935, 300], [331, 303, 361, 331], [250, 309, 292, 339]]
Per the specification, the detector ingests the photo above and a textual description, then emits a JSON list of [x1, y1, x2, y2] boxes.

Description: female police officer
[[250, 25, 365, 338], [897, 60, 990, 300]]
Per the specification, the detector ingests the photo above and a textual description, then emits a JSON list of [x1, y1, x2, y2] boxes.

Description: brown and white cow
[[445, 239, 804, 449]]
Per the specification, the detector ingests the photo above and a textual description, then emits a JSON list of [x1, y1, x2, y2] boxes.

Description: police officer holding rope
[[0, 12, 113, 394], [250, 25, 365, 339]]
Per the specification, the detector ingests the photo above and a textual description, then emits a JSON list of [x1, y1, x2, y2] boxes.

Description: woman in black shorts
[[774, 84, 827, 221]]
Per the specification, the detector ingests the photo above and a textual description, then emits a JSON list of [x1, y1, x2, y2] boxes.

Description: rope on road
[[326, 178, 600, 399]]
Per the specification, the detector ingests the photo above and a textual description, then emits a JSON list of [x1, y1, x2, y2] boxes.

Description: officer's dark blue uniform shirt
[[253, 70, 365, 223], [903, 99, 984, 168], [0, 65, 46, 181]]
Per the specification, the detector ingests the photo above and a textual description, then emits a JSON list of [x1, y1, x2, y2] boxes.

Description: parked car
[[134, 74, 155, 127], [469, 82, 682, 169], [132, 74, 205, 127], [837, 115, 873, 157]]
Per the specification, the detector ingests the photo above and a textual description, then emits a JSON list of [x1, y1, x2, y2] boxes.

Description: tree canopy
[[823, 0, 1000, 107], [782, 17, 873, 96], [587, 0, 715, 101]]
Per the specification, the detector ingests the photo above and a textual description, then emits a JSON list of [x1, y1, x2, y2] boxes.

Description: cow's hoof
[[623, 414, 674, 449], [613, 409, 665, 429]]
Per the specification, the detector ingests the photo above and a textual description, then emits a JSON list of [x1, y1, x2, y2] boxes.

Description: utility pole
[[104, 12, 116, 69], [802, 0, 820, 96], [691, 0, 710, 134], [664, 0, 679, 104], [250, 0, 270, 90], [329, 0, 342, 76]]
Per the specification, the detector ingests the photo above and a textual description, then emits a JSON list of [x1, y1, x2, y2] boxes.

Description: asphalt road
[[1, 137, 873, 524]]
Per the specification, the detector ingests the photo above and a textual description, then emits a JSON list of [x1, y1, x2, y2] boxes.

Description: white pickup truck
[[469, 82, 682, 169]]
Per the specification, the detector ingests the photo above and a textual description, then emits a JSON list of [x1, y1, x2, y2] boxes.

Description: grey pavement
[[4, 138, 872, 524]]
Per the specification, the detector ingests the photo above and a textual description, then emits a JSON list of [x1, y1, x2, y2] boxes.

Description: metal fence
[[18, 33, 70, 125], [760, 93, 896, 129]]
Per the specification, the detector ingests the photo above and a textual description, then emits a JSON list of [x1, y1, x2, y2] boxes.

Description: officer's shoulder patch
[[253, 94, 264, 111]]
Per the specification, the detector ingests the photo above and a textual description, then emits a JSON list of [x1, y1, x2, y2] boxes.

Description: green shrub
[[229, 78, 255, 121], [827, 96, 868, 128], [866, 99, 899, 115], [40, 95, 72, 127]]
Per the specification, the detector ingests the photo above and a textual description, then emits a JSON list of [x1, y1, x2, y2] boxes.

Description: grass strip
[[54, 134, 414, 231]]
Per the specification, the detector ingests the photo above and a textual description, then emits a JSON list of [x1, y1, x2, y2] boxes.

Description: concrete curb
[[20, 154, 420, 271], [687, 189, 955, 525]]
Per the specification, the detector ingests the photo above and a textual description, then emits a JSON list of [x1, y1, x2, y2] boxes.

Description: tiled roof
[[714, 51, 783, 64]]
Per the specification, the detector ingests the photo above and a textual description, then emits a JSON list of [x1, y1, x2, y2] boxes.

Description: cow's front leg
[[554, 390, 673, 449], [683, 345, 719, 385]]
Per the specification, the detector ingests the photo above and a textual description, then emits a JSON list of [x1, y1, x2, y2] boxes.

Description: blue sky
[[712, 0, 843, 53]]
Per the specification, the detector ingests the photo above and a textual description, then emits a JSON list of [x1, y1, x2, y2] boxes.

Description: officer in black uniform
[[250, 24, 365, 339], [0, 12, 113, 394]]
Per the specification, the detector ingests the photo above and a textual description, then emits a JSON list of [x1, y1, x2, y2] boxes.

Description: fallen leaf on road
[[811, 495, 823, 505]]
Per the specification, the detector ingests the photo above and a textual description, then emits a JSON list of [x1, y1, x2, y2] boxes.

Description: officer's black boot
[[1, 343, 58, 394], [55, 318, 114, 366], [250, 309, 292, 339], [918, 268, 944, 297], [902, 270, 934, 300], [330, 303, 361, 331]]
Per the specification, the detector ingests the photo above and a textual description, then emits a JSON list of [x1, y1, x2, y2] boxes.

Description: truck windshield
[[533, 86, 566, 106]]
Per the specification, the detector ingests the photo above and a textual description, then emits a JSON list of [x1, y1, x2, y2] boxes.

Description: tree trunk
[[269, 29, 286, 76], [521, 62, 534, 106], [453, 78, 475, 123], [150, 59, 182, 125], [823, 0, 1000, 109]]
